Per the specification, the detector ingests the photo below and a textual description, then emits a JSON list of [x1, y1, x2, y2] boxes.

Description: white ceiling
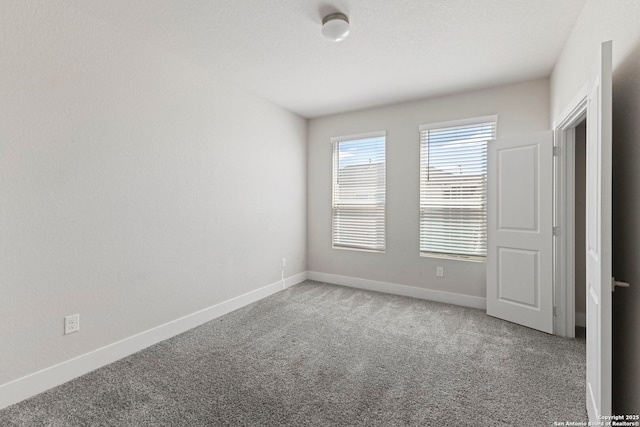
[[70, 0, 587, 118]]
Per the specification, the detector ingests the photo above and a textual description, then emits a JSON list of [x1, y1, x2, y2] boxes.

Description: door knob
[[612, 278, 630, 292]]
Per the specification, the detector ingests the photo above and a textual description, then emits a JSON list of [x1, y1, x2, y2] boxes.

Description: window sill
[[419, 252, 486, 263], [332, 245, 385, 254]]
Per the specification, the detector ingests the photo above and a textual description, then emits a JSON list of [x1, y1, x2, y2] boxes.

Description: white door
[[586, 41, 613, 421], [487, 131, 554, 333]]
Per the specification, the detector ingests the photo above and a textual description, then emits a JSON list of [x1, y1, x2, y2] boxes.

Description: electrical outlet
[[281, 257, 287, 268], [65, 314, 80, 335], [436, 267, 444, 277]]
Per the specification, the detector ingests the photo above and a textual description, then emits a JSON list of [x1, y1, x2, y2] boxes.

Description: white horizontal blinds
[[419, 120, 495, 259], [332, 134, 386, 251]]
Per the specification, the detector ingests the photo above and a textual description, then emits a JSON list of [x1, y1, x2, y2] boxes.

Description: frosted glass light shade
[[322, 13, 350, 42]]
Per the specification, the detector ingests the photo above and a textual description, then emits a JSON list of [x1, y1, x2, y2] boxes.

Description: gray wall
[[550, 0, 640, 413], [307, 79, 550, 299], [0, 2, 307, 385]]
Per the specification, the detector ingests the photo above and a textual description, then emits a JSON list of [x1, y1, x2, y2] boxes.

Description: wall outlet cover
[[65, 314, 80, 335]]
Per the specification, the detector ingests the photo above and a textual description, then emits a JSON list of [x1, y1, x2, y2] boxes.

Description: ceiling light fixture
[[321, 12, 350, 42]]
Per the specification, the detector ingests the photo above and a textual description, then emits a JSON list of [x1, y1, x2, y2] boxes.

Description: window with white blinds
[[419, 117, 496, 260], [332, 132, 386, 252]]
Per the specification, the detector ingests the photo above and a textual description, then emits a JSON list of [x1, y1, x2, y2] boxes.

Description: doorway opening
[[574, 119, 587, 338], [553, 94, 588, 339]]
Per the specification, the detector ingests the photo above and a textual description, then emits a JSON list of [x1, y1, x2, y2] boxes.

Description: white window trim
[[418, 116, 497, 262], [331, 130, 387, 253], [331, 130, 387, 144], [418, 115, 498, 132]]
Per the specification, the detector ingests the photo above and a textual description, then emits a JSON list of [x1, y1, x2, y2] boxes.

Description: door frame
[[553, 83, 589, 338]]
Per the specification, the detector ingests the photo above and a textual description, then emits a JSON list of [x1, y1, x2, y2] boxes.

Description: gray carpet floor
[[0, 280, 587, 426]]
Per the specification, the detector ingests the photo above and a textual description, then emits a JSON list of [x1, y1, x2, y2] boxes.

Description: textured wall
[[307, 79, 550, 299], [0, 2, 306, 385], [550, 0, 640, 413]]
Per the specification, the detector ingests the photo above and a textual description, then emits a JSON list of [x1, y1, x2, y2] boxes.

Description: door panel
[[487, 131, 553, 333], [498, 248, 538, 306], [586, 41, 612, 421], [498, 145, 538, 231]]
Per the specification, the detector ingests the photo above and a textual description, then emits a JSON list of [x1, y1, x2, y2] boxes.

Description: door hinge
[[553, 307, 559, 317], [553, 226, 560, 236], [553, 146, 561, 156]]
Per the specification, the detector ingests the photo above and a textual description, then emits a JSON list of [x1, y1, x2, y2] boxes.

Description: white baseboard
[[307, 271, 486, 310], [575, 311, 586, 328], [283, 271, 307, 290], [0, 272, 308, 410]]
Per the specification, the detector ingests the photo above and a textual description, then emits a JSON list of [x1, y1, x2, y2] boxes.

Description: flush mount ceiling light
[[321, 12, 350, 42]]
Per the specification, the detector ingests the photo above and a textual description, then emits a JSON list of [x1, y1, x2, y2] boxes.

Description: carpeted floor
[[0, 280, 587, 426]]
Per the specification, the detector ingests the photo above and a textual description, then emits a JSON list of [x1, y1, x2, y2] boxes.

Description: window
[[419, 117, 496, 260], [332, 132, 386, 251]]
